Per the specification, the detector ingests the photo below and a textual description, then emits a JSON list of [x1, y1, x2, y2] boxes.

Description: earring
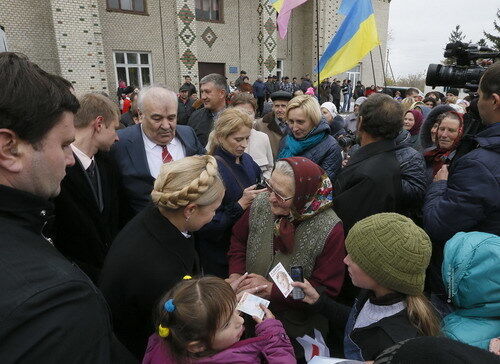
[[185, 215, 190, 222]]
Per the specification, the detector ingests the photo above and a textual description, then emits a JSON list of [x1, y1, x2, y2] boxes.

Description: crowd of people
[[0, 51, 499, 364]]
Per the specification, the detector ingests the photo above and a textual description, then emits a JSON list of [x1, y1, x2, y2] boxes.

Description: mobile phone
[[290, 266, 305, 300], [255, 177, 266, 190]]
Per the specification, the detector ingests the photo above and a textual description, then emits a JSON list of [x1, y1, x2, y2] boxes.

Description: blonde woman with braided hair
[[99, 155, 224, 359]]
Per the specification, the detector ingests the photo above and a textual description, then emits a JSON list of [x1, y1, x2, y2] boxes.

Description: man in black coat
[[0, 53, 134, 363], [334, 93, 403, 234], [177, 83, 195, 125], [187, 73, 227, 146], [180, 75, 197, 97], [53, 93, 121, 284], [112, 85, 206, 222], [331, 79, 342, 112], [234, 69, 247, 89]]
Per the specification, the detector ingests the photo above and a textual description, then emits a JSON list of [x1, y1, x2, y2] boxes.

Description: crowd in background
[[0, 51, 499, 364]]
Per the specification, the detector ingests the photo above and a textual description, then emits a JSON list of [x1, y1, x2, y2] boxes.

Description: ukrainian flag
[[270, 0, 285, 12], [317, 0, 380, 81]]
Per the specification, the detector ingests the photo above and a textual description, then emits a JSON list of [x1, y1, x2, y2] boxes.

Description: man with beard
[[0, 52, 134, 363]]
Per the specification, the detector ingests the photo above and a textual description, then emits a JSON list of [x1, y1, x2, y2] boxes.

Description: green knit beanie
[[345, 213, 432, 295]]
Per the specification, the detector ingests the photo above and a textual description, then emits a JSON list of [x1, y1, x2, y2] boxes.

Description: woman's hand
[[236, 284, 269, 302], [238, 185, 266, 210], [226, 273, 245, 291], [237, 273, 273, 299], [253, 304, 275, 324], [434, 165, 449, 181], [291, 279, 320, 305]]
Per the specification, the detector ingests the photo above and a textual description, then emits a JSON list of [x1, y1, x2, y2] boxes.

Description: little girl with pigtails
[[142, 276, 296, 364]]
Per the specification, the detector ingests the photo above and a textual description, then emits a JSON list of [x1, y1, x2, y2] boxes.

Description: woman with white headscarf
[[321, 101, 346, 138]]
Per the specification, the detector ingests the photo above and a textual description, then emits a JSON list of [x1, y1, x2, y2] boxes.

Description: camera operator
[[423, 62, 500, 297]]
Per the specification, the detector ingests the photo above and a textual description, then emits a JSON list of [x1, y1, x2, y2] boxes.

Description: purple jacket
[[142, 319, 296, 364]]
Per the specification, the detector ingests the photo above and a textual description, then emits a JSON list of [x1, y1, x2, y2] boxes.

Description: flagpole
[[315, 0, 321, 88], [369, 50, 377, 88], [378, 44, 387, 89]]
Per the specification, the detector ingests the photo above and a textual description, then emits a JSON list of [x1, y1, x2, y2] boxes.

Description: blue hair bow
[[164, 299, 176, 313]]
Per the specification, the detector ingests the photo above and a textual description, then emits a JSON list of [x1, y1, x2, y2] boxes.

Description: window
[[195, 0, 222, 22], [276, 60, 284, 80], [114, 51, 152, 88], [346, 63, 361, 85], [107, 0, 145, 14], [0, 26, 7, 52]]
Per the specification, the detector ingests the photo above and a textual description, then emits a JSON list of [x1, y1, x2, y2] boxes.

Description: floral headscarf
[[273, 157, 333, 253]]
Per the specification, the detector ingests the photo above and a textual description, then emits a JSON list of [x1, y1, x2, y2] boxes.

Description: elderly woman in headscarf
[[228, 157, 345, 359], [419, 104, 456, 151], [424, 110, 464, 183], [321, 101, 346, 138], [403, 109, 424, 151], [277, 95, 343, 183]]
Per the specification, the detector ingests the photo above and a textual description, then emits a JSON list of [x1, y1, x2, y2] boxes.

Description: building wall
[[0, 0, 60, 75], [98, 0, 178, 96], [0, 0, 391, 93], [194, 0, 260, 82], [360, 0, 390, 87], [50, 0, 108, 94], [276, 0, 390, 86]]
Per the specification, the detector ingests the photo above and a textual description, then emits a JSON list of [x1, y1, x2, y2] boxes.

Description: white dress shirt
[[71, 143, 94, 169], [141, 125, 186, 178]]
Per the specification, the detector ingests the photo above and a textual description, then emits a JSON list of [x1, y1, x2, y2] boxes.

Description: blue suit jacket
[[111, 124, 206, 222]]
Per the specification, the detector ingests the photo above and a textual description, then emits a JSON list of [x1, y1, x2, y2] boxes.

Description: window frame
[[346, 63, 362, 85], [106, 0, 148, 15], [113, 51, 153, 89], [195, 0, 224, 23]]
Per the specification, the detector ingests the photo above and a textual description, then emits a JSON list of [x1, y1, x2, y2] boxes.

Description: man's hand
[[236, 273, 273, 299], [434, 164, 449, 182]]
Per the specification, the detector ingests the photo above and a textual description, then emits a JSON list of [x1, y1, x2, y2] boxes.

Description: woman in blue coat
[[442, 231, 500, 350], [278, 95, 343, 183], [197, 108, 263, 278]]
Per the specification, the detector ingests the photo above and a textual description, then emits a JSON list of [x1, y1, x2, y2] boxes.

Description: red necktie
[[162, 145, 173, 163]]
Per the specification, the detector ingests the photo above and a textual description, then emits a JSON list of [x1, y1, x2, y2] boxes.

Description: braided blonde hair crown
[[151, 155, 223, 210]]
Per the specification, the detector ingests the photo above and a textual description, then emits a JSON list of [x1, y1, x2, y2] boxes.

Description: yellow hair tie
[[182, 275, 192, 280], [158, 324, 170, 338]]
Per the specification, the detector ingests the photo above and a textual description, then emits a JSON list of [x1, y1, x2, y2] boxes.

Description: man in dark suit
[[53, 93, 121, 284], [187, 73, 227, 146], [112, 85, 206, 221]]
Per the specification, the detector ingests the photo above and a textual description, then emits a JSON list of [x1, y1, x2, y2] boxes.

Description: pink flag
[[276, 0, 308, 39]]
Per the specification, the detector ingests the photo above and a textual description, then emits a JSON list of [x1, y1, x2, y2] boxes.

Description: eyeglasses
[[264, 179, 293, 203]]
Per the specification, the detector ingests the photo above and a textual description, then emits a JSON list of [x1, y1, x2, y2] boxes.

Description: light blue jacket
[[441, 231, 500, 350]]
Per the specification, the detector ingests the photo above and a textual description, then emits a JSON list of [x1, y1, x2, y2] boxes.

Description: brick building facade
[[0, 0, 390, 96]]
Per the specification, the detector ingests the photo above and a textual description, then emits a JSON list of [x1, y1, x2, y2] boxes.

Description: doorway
[[198, 62, 226, 80]]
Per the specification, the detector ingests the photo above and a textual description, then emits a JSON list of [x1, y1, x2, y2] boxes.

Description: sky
[[387, 0, 499, 78]]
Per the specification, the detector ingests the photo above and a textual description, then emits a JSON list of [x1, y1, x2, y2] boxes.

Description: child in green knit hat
[[292, 212, 441, 361]]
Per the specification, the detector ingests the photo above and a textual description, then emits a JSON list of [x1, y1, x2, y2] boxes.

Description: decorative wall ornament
[[201, 26, 218, 48], [176, 0, 198, 82], [259, 0, 277, 74]]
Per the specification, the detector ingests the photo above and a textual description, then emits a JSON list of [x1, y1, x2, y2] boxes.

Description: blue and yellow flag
[[270, 0, 285, 12], [317, 0, 380, 81]]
